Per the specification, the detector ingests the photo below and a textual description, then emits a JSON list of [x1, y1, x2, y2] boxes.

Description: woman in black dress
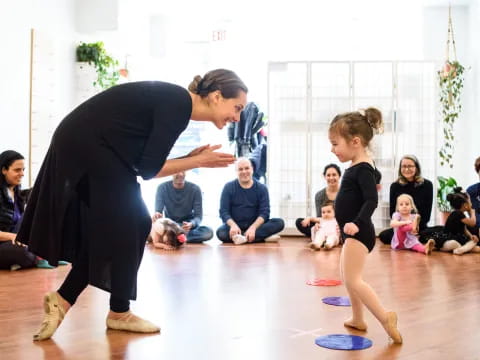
[[329, 108, 402, 344], [17, 69, 248, 341]]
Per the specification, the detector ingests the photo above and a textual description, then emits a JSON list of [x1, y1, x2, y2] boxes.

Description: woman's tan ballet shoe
[[33, 292, 66, 341], [343, 320, 368, 331], [106, 311, 160, 333], [384, 311, 403, 344]]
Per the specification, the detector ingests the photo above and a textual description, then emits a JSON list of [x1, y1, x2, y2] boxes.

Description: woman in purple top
[[0, 150, 37, 270]]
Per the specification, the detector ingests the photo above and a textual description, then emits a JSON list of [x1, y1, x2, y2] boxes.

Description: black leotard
[[335, 162, 378, 252]]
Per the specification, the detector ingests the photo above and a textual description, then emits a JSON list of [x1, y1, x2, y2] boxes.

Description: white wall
[[1, 0, 479, 189], [423, 4, 479, 188], [0, 0, 77, 185]]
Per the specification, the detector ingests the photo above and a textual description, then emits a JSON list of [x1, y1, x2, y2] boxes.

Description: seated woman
[[0, 150, 37, 270], [466, 156, 480, 237], [378, 155, 433, 244], [295, 164, 341, 237]]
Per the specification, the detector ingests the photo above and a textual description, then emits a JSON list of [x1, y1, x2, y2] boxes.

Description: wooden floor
[[1, 237, 480, 360]]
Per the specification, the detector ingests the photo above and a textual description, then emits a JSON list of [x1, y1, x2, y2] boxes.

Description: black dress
[[430, 210, 470, 249], [17, 81, 191, 300], [335, 162, 378, 252]]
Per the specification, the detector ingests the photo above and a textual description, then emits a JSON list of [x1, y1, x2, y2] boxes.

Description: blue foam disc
[[315, 334, 373, 350], [322, 296, 351, 306]]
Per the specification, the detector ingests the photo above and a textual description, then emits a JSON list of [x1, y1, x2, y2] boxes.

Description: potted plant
[[437, 175, 458, 224], [76, 42, 119, 90]]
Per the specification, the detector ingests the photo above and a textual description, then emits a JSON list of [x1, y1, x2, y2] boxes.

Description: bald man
[[216, 157, 284, 244]]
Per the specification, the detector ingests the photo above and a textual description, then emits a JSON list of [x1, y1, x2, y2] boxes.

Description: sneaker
[[36, 259, 55, 269], [264, 234, 280, 243], [232, 234, 247, 245]]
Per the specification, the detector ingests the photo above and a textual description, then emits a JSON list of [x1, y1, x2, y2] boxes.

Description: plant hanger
[[438, 4, 465, 169], [445, 5, 457, 64]]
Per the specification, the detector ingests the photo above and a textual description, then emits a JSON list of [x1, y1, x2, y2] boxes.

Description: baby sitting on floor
[[309, 201, 340, 250]]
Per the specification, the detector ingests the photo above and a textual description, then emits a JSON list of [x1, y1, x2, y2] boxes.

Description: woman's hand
[[196, 144, 235, 168], [187, 145, 211, 157], [343, 222, 359, 236], [301, 217, 311, 227]]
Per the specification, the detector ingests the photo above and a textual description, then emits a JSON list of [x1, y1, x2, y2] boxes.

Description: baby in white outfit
[[310, 201, 340, 250]]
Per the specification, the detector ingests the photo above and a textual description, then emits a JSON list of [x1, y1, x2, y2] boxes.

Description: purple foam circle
[[322, 296, 351, 306], [315, 334, 373, 350]]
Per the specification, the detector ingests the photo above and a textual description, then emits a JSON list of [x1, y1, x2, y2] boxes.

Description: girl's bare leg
[[441, 240, 461, 252], [340, 241, 367, 331], [453, 238, 478, 255], [342, 238, 402, 343]]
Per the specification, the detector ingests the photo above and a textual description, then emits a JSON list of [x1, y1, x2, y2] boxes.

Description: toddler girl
[[391, 194, 435, 255]]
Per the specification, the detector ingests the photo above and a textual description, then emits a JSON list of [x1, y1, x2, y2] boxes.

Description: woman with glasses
[[378, 155, 433, 244]]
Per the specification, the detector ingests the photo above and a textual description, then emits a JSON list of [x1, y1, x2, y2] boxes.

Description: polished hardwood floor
[[1, 237, 480, 359]]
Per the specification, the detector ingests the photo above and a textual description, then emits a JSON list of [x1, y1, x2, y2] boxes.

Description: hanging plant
[[76, 42, 120, 90], [437, 6, 466, 169], [437, 60, 465, 168]]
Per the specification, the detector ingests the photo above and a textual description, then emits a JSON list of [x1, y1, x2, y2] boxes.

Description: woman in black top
[[378, 155, 433, 244], [295, 164, 341, 237], [17, 69, 248, 340], [0, 150, 37, 270], [329, 107, 402, 344]]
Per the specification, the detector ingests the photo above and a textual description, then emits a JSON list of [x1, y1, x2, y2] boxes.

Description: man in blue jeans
[[216, 157, 284, 244], [154, 171, 213, 243]]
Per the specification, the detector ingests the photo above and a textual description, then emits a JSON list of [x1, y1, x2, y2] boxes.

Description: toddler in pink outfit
[[391, 194, 435, 255]]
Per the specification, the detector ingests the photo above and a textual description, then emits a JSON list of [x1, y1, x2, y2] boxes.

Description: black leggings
[[58, 256, 129, 313]]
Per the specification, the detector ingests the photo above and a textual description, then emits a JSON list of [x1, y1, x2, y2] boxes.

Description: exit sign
[[212, 30, 226, 41]]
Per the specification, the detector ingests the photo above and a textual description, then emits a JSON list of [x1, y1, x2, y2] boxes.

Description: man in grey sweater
[[154, 171, 213, 243]]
